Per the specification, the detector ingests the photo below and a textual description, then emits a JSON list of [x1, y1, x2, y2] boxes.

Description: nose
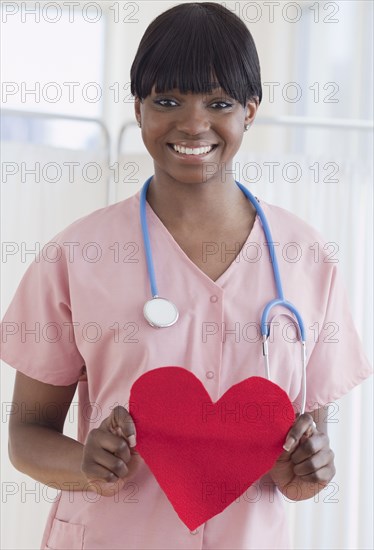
[[175, 102, 210, 135]]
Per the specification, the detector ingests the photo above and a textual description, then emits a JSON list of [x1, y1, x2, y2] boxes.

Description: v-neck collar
[[140, 192, 262, 289]]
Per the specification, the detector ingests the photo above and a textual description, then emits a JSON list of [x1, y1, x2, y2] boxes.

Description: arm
[[8, 372, 139, 496], [8, 371, 88, 492], [269, 407, 336, 501]]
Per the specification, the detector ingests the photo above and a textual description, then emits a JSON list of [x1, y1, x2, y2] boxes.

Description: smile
[[168, 144, 217, 156]]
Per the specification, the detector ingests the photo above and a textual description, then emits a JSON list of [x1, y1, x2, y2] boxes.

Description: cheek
[[224, 118, 244, 140], [143, 120, 169, 145], [223, 128, 244, 151], [146, 118, 163, 132], [141, 128, 165, 155]]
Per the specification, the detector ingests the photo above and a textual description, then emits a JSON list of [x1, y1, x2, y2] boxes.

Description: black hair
[[130, 2, 262, 107]]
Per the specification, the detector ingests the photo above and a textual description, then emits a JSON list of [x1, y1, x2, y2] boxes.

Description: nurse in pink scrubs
[[1, 3, 372, 549]]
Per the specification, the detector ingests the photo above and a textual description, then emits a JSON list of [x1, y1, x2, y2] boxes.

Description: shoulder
[[259, 199, 329, 251], [260, 200, 323, 238], [49, 191, 140, 245], [255, 199, 340, 274]]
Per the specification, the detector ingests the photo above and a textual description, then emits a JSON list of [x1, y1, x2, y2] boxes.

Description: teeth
[[172, 144, 214, 155]]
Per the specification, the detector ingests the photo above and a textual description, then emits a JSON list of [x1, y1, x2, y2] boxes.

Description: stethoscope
[[140, 176, 307, 414]]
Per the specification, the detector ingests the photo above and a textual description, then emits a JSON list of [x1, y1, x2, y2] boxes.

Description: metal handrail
[[1, 108, 111, 177], [255, 115, 373, 131]]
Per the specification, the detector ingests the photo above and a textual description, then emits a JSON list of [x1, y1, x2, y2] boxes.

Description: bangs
[[130, 3, 262, 107]]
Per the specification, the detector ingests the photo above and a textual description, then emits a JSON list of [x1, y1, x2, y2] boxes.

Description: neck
[[146, 175, 255, 232]]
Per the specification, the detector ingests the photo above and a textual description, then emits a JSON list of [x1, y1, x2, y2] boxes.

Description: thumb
[[102, 405, 137, 449]]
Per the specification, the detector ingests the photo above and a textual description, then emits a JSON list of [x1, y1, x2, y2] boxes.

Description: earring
[[244, 124, 250, 132], [137, 120, 141, 128]]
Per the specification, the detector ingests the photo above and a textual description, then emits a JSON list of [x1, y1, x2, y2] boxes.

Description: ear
[[244, 98, 259, 127]]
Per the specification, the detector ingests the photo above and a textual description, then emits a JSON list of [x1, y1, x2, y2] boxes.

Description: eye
[[154, 98, 178, 107], [210, 101, 234, 110]]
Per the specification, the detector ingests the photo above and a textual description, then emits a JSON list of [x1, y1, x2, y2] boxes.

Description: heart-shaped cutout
[[129, 367, 295, 530]]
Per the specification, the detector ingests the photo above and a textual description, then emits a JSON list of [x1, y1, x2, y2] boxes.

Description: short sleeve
[[0, 233, 85, 386], [294, 263, 372, 412]]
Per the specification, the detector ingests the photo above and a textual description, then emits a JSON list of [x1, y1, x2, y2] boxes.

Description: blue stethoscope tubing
[[140, 176, 307, 414]]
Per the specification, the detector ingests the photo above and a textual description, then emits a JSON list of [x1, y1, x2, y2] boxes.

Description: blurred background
[[1, 1, 373, 548]]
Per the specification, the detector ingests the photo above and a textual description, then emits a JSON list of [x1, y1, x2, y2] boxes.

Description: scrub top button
[[190, 529, 199, 535], [206, 371, 214, 379], [210, 295, 218, 303]]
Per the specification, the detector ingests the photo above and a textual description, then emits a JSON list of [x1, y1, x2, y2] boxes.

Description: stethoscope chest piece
[[143, 296, 179, 328]]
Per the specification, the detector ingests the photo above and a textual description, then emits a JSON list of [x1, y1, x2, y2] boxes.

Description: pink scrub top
[[1, 181, 372, 550]]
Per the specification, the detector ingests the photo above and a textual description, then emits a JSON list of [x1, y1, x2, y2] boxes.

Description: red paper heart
[[129, 367, 295, 530]]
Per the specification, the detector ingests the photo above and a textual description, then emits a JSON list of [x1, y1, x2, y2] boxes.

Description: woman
[[1, 3, 372, 549]]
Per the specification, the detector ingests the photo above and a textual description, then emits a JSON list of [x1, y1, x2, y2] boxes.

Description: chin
[[176, 173, 216, 185]]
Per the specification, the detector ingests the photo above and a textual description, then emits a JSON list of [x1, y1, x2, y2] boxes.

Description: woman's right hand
[[81, 405, 139, 496]]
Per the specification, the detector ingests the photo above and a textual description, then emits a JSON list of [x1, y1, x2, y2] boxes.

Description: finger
[[109, 425, 140, 456], [291, 432, 329, 464], [303, 419, 317, 439], [83, 463, 126, 484], [83, 462, 127, 484], [101, 406, 137, 448], [292, 449, 334, 476], [82, 448, 129, 481], [292, 463, 336, 484], [283, 413, 315, 452], [111, 406, 137, 447], [89, 428, 131, 463]]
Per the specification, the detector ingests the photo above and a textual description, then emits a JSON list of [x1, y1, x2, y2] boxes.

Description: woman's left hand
[[269, 412, 336, 501]]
